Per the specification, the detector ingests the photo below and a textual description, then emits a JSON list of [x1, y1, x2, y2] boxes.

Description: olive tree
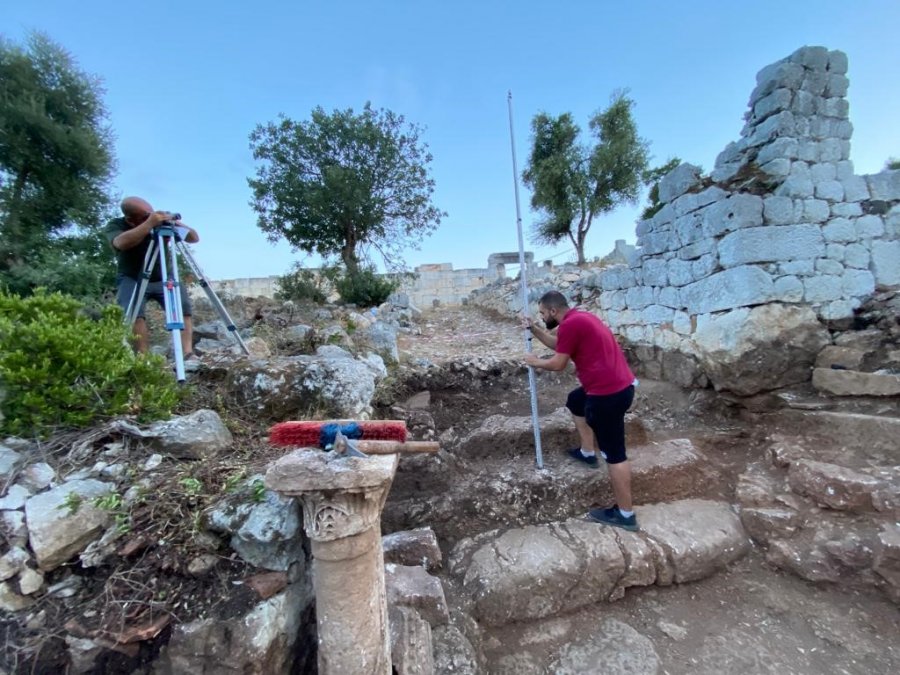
[[523, 92, 649, 264], [0, 32, 116, 298], [248, 103, 445, 274]]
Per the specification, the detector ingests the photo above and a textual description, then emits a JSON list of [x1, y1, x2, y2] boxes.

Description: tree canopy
[[248, 103, 445, 273], [0, 32, 117, 299], [522, 92, 649, 264]]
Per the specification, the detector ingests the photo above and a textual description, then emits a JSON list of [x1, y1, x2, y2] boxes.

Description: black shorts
[[116, 275, 193, 319], [565, 385, 635, 464]]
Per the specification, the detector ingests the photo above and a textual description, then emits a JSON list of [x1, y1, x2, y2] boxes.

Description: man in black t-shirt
[[104, 196, 199, 357]]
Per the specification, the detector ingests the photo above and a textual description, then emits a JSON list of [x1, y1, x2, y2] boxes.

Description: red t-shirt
[[555, 309, 634, 396]]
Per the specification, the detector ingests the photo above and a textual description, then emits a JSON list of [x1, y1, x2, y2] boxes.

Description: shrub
[[0, 289, 182, 437], [334, 267, 398, 307], [275, 264, 327, 303]]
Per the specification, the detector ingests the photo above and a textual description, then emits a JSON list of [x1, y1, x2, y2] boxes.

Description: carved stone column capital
[[298, 485, 390, 542]]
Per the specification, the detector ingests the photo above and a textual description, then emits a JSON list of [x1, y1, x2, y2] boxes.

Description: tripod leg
[[124, 243, 159, 330], [158, 230, 186, 382], [176, 242, 251, 355]]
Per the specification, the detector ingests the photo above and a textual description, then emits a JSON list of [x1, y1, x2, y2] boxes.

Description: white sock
[[619, 508, 634, 518], [580, 448, 596, 457]]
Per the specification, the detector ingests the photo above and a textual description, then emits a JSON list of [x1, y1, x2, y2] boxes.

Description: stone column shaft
[[266, 450, 399, 675]]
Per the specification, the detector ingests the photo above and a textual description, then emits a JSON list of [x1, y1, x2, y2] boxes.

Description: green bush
[[334, 267, 398, 307], [275, 264, 327, 303], [0, 289, 182, 437]]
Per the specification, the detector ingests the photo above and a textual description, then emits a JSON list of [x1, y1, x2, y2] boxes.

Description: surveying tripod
[[123, 221, 249, 382]]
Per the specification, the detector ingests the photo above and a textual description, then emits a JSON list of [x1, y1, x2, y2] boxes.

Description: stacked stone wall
[[470, 46, 900, 394]]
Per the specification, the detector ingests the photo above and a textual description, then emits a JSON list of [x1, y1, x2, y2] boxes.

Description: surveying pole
[[508, 91, 544, 470]]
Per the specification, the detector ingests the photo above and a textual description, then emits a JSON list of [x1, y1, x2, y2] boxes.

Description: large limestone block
[[119, 409, 233, 459], [25, 479, 111, 571], [223, 350, 385, 418], [383, 527, 442, 571], [740, 506, 801, 543], [455, 407, 648, 461], [548, 619, 660, 675], [460, 523, 604, 626], [385, 564, 449, 627], [866, 170, 900, 200], [389, 606, 434, 675], [873, 523, 900, 602], [765, 410, 900, 462], [153, 581, 311, 675], [788, 459, 883, 512], [764, 518, 882, 585], [680, 266, 775, 315], [456, 499, 748, 627], [0, 445, 21, 478], [718, 224, 824, 267], [638, 499, 749, 583], [812, 368, 900, 397], [871, 240, 900, 287], [693, 304, 830, 395], [432, 625, 478, 675], [815, 346, 867, 370], [701, 194, 764, 238], [658, 163, 702, 203]]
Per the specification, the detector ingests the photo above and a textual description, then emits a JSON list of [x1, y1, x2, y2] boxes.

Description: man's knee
[[603, 448, 628, 464], [565, 387, 587, 416]]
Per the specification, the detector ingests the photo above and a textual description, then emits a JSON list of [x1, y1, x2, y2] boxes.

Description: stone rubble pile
[[736, 411, 900, 602], [0, 414, 320, 673]]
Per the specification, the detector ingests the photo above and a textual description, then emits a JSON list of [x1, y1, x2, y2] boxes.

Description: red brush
[[268, 419, 407, 448]]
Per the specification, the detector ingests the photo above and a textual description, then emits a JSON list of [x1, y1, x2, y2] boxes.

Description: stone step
[[737, 442, 900, 603], [763, 409, 900, 463], [447, 499, 749, 627], [812, 367, 900, 397], [455, 407, 649, 461], [385, 438, 713, 546]]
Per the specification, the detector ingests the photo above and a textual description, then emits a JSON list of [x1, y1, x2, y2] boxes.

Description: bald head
[[121, 196, 153, 224]]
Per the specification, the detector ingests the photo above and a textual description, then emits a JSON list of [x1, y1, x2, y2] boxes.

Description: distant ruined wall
[[398, 263, 493, 308], [193, 257, 529, 307], [471, 46, 900, 394]]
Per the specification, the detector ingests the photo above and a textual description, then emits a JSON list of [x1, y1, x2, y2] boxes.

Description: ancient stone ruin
[[1, 45, 898, 674]]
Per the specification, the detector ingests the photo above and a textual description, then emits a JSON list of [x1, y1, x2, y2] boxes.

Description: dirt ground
[[4, 304, 898, 674], [399, 307, 900, 675]]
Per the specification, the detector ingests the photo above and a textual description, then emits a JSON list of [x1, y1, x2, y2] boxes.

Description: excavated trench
[[378, 363, 900, 674]]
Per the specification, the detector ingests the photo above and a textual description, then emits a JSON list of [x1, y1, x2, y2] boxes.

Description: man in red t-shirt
[[524, 290, 638, 531]]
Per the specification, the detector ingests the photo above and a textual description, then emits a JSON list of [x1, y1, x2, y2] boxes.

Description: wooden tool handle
[[355, 440, 440, 454]]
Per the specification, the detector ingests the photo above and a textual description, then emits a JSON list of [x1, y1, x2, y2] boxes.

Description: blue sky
[[5, 1, 899, 280]]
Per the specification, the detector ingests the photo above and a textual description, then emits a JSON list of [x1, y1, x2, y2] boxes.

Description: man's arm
[[524, 350, 570, 371], [174, 219, 200, 243], [113, 211, 199, 250], [112, 211, 168, 251]]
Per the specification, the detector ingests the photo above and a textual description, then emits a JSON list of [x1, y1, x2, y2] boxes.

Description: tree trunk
[[1, 168, 29, 270], [574, 214, 588, 265], [341, 225, 359, 274]]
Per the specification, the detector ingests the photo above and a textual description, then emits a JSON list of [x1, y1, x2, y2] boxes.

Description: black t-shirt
[[104, 217, 161, 281]]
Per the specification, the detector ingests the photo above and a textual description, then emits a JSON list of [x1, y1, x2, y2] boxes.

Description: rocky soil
[[1, 300, 898, 674], [388, 307, 900, 674]]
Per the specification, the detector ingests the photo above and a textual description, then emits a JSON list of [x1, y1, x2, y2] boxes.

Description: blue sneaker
[[567, 447, 598, 467], [587, 505, 639, 531]]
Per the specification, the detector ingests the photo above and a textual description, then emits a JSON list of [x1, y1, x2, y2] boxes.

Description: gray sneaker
[[567, 447, 599, 467], [586, 506, 638, 532]]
